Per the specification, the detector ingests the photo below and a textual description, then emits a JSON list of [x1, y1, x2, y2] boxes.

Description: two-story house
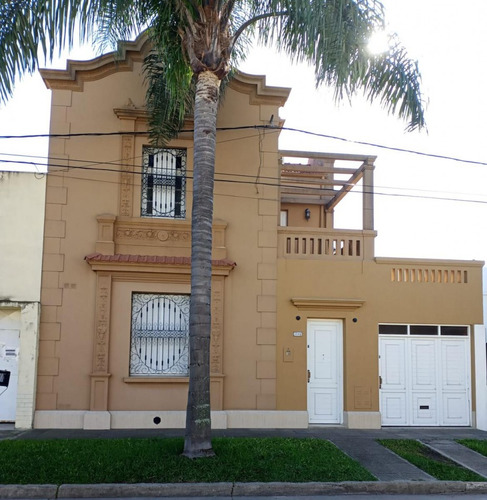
[[32, 33, 484, 430]]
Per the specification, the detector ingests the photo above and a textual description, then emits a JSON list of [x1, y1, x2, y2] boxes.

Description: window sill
[[123, 377, 189, 384]]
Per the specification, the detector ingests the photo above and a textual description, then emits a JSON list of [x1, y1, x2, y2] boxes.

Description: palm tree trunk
[[183, 70, 220, 458]]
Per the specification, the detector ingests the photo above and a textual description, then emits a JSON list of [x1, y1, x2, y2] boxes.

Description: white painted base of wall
[[343, 411, 381, 429], [34, 410, 310, 430], [83, 411, 111, 430]]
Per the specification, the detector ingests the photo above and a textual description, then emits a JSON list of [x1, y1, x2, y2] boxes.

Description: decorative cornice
[[291, 298, 365, 311], [229, 71, 291, 107], [40, 32, 291, 107], [40, 35, 151, 91], [84, 253, 236, 276]]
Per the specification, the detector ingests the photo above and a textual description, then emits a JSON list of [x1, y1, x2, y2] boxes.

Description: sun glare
[[367, 31, 391, 54]]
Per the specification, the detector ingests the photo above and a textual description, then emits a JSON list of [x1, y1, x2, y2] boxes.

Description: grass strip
[[457, 439, 487, 457], [0, 437, 375, 484], [379, 439, 486, 482]]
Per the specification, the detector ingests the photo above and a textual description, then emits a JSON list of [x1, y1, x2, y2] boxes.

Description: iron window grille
[[141, 147, 186, 218], [130, 293, 190, 376]]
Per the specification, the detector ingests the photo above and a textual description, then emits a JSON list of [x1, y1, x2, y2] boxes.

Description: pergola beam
[[325, 162, 366, 211]]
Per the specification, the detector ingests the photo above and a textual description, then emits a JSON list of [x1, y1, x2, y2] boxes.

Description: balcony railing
[[278, 227, 376, 260]]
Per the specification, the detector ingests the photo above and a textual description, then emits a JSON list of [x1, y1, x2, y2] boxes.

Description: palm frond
[[246, 0, 425, 130], [143, 9, 194, 145], [92, 0, 152, 54], [0, 0, 99, 102], [0, 0, 52, 101], [360, 35, 425, 131]]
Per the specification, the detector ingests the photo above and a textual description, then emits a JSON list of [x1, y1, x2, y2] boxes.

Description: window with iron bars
[[130, 293, 190, 376], [141, 147, 186, 218]]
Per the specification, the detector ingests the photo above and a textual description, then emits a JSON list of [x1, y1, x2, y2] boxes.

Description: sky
[[1, 0, 487, 265]]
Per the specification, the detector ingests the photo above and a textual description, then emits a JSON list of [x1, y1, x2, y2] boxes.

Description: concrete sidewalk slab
[[422, 439, 487, 478], [329, 436, 434, 481]]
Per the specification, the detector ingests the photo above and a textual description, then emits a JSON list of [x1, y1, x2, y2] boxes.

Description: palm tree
[[0, 0, 424, 458]]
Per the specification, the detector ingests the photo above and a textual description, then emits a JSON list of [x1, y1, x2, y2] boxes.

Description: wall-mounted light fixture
[[304, 208, 311, 221]]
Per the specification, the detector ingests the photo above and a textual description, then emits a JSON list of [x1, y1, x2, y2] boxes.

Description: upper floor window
[[280, 210, 288, 227], [141, 147, 186, 219]]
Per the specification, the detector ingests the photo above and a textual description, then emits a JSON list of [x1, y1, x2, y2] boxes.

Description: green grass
[[0, 437, 375, 484], [379, 439, 486, 482], [457, 439, 487, 457]]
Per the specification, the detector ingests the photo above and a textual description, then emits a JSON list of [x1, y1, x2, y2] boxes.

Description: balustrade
[[278, 228, 376, 260]]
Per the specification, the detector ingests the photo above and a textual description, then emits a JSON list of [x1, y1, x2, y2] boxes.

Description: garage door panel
[[380, 339, 406, 389], [442, 393, 469, 425], [441, 341, 467, 389], [411, 340, 437, 391], [381, 393, 407, 425], [412, 392, 437, 425]]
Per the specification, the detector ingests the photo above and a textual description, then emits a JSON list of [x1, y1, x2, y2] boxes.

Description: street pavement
[[2, 425, 487, 497]]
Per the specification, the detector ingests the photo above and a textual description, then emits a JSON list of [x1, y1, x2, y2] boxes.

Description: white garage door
[[379, 326, 470, 426]]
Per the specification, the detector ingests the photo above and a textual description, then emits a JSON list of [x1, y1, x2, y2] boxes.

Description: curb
[[3, 481, 487, 498]]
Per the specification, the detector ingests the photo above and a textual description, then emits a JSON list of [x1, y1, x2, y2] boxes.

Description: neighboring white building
[[0, 171, 45, 428], [477, 267, 487, 430]]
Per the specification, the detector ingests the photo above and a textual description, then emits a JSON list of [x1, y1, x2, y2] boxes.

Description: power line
[[1, 148, 486, 199], [2, 143, 487, 200], [0, 124, 486, 166], [3, 156, 486, 206]]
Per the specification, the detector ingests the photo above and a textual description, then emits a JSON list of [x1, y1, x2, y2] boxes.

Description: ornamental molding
[[119, 135, 134, 217], [291, 297, 365, 311], [116, 228, 190, 242], [93, 274, 112, 373], [211, 278, 224, 375]]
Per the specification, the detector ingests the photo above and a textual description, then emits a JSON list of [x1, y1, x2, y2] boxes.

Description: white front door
[[380, 336, 470, 426], [307, 320, 343, 424], [0, 329, 20, 422]]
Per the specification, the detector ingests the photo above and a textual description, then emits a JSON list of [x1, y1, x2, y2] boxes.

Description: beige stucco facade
[[33, 34, 484, 430], [0, 171, 45, 427]]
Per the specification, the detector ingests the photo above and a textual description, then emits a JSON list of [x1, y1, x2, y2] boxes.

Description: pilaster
[[89, 273, 112, 411]]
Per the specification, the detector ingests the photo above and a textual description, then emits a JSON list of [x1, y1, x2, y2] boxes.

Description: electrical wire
[[1, 149, 486, 200], [0, 124, 486, 166], [44, 169, 487, 207], [7, 156, 484, 206]]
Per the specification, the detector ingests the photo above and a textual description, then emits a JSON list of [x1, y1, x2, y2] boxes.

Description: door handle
[[308, 369, 311, 383], [379, 376, 382, 389]]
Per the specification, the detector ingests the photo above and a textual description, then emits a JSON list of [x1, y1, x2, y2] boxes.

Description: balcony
[[278, 151, 377, 260], [278, 227, 376, 261]]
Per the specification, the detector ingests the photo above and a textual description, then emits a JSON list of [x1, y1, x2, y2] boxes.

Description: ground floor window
[[130, 293, 190, 376]]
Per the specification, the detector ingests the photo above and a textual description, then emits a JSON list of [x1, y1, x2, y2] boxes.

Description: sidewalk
[[2, 425, 487, 497]]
